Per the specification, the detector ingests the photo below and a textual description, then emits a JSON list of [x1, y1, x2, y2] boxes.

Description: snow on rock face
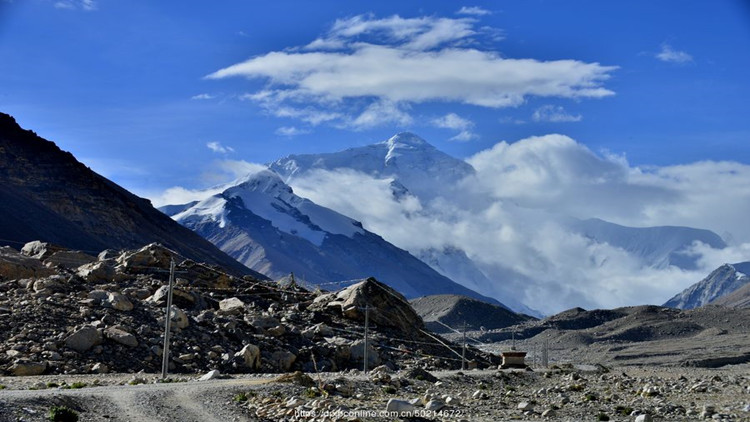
[[664, 262, 750, 309], [177, 169, 364, 247], [269, 132, 475, 201]]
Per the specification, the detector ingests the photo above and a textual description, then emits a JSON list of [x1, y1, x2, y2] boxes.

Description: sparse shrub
[[415, 374, 425, 381], [65, 382, 86, 389], [597, 413, 610, 421], [303, 387, 322, 398], [233, 392, 249, 402], [381, 385, 397, 394], [584, 393, 598, 401], [569, 384, 584, 392], [271, 390, 282, 398], [46, 382, 59, 388], [47, 405, 79, 422], [615, 406, 634, 416], [0, 385, 5, 390]]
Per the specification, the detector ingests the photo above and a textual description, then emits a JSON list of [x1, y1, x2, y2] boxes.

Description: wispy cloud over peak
[[656, 43, 693, 64], [457, 6, 493, 16], [275, 126, 310, 137], [432, 113, 478, 141], [54, 0, 96, 11], [532, 105, 583, 122], [206, 141, 234, 154]]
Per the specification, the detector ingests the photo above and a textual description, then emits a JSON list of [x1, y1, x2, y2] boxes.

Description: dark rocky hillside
[[0, 112, 262, 278], [410, 294, 533, 334]]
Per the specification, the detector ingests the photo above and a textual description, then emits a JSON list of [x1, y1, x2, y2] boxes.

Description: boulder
[[44, 250, 96, 269], [234, 344, 261, 369], [20, 241, 64, 260], [107, 292, 133, 311], [170, 307, 189, 329], [77, 260, 115, 283], [65, 326, 103, 353], [350, 339, 381, 368], [148, 285, 196, 308], [9, 360, 47, 376], [0, 246, 56, 279], [199, 369, 221, 381], [385, 399, 417, 415], [105, 327, 138, 347], [271, 350, 297, 371], [318, 278, 424, 334], [116, 243, 173, 271], [219, 297, 245, 314]]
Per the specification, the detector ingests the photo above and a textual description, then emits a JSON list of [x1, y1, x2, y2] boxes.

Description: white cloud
[[150, 160, 267, 207], [54, 0, 96, 10], [191, 93, 215, 100], [284, 134, 750, 314], [432, 112, 473, 130], [656, 44, 693, 64], [457, 6, 492, 16], [207, 14, 616, 129], [349, 100, 412, 129], [532, 105, 582, 122], [206, 141, 234, 154], [275, 126, 310, 137], [432, 113, 478, 141]]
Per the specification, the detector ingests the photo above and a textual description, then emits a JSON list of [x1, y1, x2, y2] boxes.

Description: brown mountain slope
[[0, 112, 265, 278]]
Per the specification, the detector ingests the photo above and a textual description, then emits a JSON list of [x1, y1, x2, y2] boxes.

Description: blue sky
[[1, 0, 749, 197]]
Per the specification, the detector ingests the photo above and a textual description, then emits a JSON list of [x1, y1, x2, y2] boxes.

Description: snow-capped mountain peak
[[664, 261, 750, 309]]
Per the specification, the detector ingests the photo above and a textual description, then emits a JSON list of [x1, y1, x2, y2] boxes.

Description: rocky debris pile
[[0, 243, 497, 377]]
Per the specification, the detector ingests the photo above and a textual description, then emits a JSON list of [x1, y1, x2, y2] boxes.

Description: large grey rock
[[350, 339, 380, 368], [170, 307, 189, 329], [77, 260, 115, 282], [219, 297, 245, 314], [271, 350, 296, 371], [234, 344, 261, 369], [9, 360, 47, 376], [65, 326, 103, 353], [44, 250, 96, 269], [107, 292, 133, 311], [105, 327, 138, 347], [116, 243, 173, 271], [20, 241, 64, 260], [385, 399, 417, 415], [0, 246, 56, 279]]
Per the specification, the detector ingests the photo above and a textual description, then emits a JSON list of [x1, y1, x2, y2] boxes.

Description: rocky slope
[[711, 282, 750, 309], [0, 242, 497, 378], [664, 262, 750, 309], [0, 112, 260, 278], [473, 305, 750, 368], [410, 294, 534, 334], [163, 169, 499, 303]]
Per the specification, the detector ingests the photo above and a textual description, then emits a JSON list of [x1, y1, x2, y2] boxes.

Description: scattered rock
[[65, 326, 103, 353]]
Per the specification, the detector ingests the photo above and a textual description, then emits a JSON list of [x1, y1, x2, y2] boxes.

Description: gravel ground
[[2, 364, 750, 421]]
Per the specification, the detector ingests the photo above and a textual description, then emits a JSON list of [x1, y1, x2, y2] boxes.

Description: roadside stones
[[9, 360, 46, 376], [386, 398, 418, 414], [234, 344, 261, 369], [65, 326, 103, 353], [199, 369, 221, 381], [219, 297, 245, 314], [635, 414, 653, 422], [271, 350, 296, 371], [518, 401, 534, 411]]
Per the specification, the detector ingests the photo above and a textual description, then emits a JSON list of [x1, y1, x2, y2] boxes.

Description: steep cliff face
[[0, 112, 264, 278]]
